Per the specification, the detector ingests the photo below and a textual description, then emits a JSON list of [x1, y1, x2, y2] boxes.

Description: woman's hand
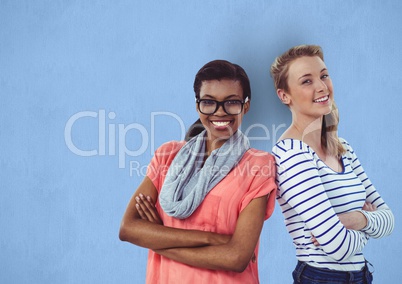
[[312, 202, 378, 246], [336, 202, 377, 230], [152, 195, 269, 272], [362, 202, 377, 212], [311, 235, 320, 246], [135, 193, 231, 245], [135, 193, 163, 225], [120, 177, 234, 251]]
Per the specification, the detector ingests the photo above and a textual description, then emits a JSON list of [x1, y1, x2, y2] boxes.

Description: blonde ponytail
[[321, 102, 345, 157]]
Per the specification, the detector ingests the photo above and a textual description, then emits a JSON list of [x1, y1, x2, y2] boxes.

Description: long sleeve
[[343, 140, 395, 238], [275, 145, 369, 262]]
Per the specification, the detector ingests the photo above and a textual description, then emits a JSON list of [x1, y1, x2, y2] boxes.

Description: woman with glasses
[[270, 45, 394, 284], [120, 60, 277, 283]]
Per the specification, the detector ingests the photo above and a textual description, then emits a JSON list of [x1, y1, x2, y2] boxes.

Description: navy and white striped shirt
[[273, 138, 394, 271]]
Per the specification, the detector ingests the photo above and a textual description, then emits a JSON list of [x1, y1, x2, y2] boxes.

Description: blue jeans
[[292, 261, 373, 284]]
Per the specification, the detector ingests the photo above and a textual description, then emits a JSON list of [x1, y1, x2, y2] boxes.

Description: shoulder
[[338, 137, 348, 147], [235, 149, 277, 185], [272, 138, 314, 156], [272, 139, 317, 167], [241, 148, 275, 167], [153, 141, 185, 159], [235, 149, 276, 177], [338, 138, 356, 157]]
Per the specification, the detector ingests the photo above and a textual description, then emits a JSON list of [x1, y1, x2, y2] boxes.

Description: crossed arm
[[311, 202, 376, 246], [311, 145, 395, 244], [337, 202, 376, 230], [119, 176, 268, 272]]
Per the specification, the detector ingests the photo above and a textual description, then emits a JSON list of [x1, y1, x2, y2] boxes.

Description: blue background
[[1, 1, 401, 283]]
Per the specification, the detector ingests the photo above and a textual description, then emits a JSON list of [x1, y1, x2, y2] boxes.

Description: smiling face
[[278, 56, 333, 121], [197, 79, 249, 150]]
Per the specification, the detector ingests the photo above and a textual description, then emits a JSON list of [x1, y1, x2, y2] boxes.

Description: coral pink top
[[146, 141, 276, 284]]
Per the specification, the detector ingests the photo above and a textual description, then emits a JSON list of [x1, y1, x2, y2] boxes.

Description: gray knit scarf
[[159, 130, 250, 219]]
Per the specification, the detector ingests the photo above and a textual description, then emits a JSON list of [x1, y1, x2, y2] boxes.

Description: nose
[[214, 103, 226, 115], [316, 79, 328, 92]]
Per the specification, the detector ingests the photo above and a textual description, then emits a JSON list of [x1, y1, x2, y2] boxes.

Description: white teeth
[[314, 96, 329, 103], [212, 121, 230, 126]]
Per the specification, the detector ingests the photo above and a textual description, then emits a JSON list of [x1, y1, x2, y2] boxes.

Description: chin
[[208, 127, 236, 141]]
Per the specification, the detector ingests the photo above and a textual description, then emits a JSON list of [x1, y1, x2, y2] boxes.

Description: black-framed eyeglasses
[[196, 97, 249, 115]]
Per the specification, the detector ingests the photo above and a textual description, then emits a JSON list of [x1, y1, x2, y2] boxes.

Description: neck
[[205, 137, 227, 155], [291, 114, 324, 152], [205, 129, 239, 154]]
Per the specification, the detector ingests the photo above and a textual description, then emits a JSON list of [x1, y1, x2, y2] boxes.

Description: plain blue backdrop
[[1, 1, 401, 283]]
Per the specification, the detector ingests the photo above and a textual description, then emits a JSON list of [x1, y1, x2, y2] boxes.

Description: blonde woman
[[270, 45, 394, 284]]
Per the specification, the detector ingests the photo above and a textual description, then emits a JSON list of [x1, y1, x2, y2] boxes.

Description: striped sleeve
[[275, 144, 368, 261], [342, 140, 395, 238]]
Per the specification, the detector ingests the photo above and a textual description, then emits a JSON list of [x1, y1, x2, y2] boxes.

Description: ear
[[243, 100, 250, 114], [277, 89, 290, 105]]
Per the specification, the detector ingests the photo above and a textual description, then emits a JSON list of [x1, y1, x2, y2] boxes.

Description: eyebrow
[[201, 94, 241, 100], [298, 68, 328, 80]]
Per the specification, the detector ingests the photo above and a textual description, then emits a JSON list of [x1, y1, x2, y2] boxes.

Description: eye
[[225, 100, 241, 105], [302, 79, 312, 85], [321, 74, 329, 79], [201, 100, 215, 106]]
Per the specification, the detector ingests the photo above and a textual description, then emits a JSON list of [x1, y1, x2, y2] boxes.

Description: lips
[[313, 95, 329, 103], [211, 121, 231, 127]]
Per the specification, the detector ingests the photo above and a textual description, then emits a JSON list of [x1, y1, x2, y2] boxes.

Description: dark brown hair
[[193, 59, 251, 100], [186, 60, 251, 140]]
